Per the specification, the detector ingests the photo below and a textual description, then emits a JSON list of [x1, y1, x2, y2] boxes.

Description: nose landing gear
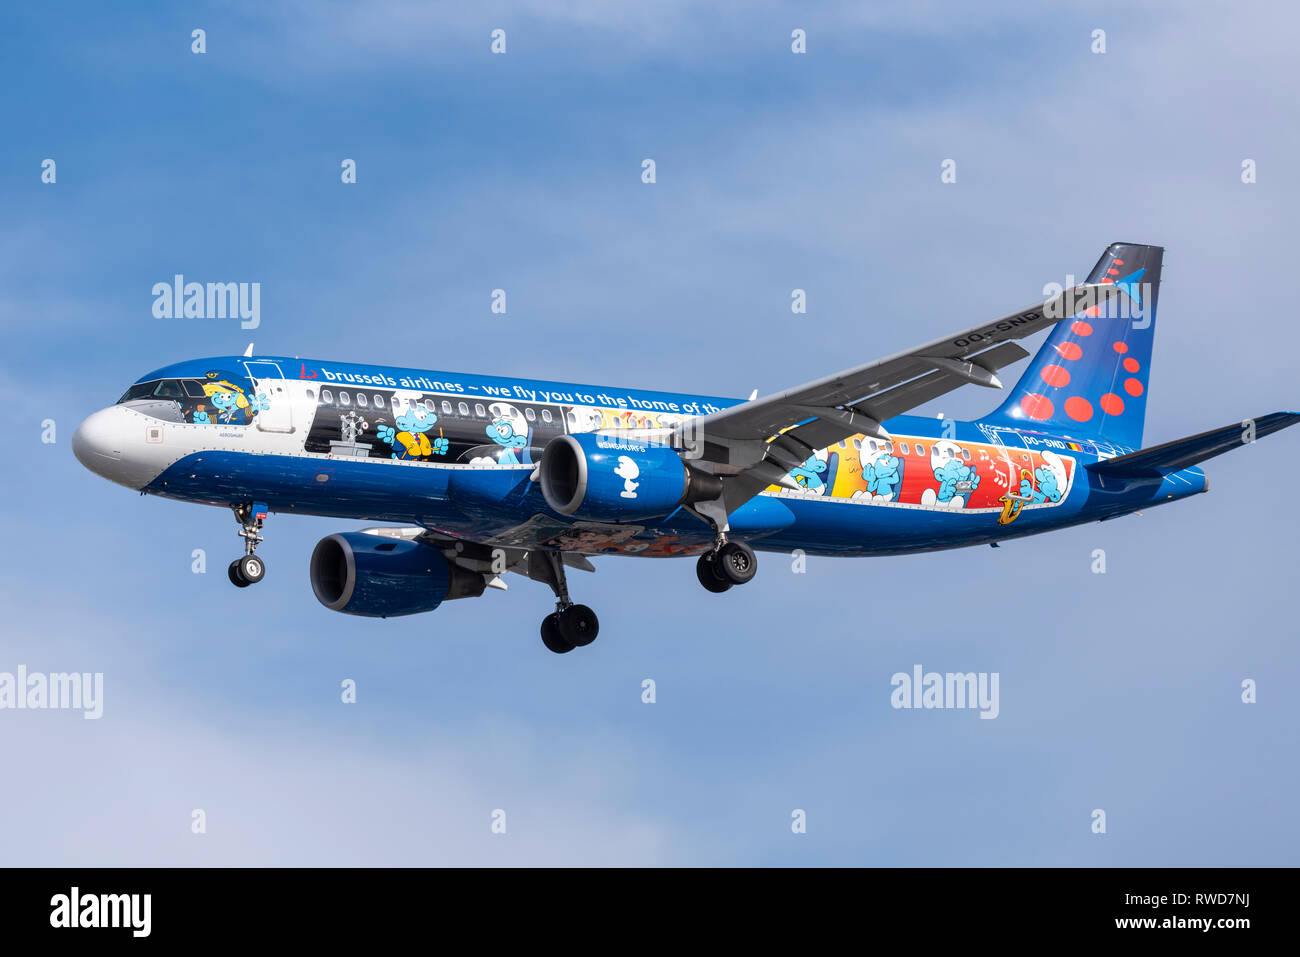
[[228, 502, 269, 587]]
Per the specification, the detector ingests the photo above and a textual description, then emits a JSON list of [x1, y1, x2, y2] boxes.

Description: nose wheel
[[228, 502, 269, 587], [228, 554, 266, 587]]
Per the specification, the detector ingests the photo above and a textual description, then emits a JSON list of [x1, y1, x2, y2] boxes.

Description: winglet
[[243, 343, 255, 357]]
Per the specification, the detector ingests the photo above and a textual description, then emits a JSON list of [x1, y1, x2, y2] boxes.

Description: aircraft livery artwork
[[72, 244, 1300, 654]]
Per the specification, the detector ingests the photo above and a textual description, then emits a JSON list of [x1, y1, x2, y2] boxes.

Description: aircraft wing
[[682, 283, 1124, 513]]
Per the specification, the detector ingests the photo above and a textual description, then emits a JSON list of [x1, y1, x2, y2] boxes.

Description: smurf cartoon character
[[788, 450, 829, 494], [484, 403, 530, 465], [615, 456, 640, 499], [1019, 450, 1066, 505], [854, 437, 904, 502], [376, 398, 449, 460], [202, 380, 254, 424], [920, 439, 981, 508]]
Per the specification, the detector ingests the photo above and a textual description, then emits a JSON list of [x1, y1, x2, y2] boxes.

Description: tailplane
[[1087, 412, 1300, 476], [987, 242, 1162, 448]]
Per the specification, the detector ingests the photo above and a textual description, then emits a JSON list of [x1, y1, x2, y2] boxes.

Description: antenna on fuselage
[[243, 343, 254, 357]]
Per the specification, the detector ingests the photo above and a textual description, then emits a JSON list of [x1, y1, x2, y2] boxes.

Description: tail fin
[[987, 242, 1162, 448]]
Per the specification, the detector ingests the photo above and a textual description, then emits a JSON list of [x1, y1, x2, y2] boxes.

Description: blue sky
[[1, 0, 1297, 865]]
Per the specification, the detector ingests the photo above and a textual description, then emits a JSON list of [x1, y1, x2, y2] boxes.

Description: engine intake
[[310, 532, 486, 617], [539, 433, 722, 523]]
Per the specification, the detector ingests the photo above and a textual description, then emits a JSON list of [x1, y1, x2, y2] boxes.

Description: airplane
[[73, 243, 1298, 653]]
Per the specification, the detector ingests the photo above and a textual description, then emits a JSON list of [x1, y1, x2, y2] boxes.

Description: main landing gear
[[531, 551, 599, 654], [227, 502, 268, 588], [695, 539, 757, 593]]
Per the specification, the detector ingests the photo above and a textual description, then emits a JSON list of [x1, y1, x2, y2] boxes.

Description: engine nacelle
[[539, 433, 722, 523], [309, 532, 486, 617]]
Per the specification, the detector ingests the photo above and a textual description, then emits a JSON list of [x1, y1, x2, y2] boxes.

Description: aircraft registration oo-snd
[[74, 243, 1298, 653]]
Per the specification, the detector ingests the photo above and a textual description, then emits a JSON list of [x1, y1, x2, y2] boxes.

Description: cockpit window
[[117, 368, 267, 427], [118, 381, 160, 403]]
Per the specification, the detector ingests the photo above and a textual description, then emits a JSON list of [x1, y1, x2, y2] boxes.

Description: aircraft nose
[[73, 407, 124, 468], [73, 406, 156, 490]]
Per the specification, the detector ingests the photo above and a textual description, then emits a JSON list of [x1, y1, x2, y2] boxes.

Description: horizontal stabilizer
[[1087, 411, 1300, 476]]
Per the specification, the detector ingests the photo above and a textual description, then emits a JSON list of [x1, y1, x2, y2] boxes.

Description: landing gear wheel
[[229, 503, 268, 589], [228, 560, 252, 588], [540, 613, 574, 654], [557, 604, 599, 647], [235, 554, 266, 585], [714, 541, 757, 585], [696, 553, 733, 593]]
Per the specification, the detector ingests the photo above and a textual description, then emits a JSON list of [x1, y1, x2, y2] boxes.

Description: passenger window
[[321, 389, 333, 405], [423, 399, 434, 411], [356, 393, 369, 408], [900, 443, 910, 454], [475, 403, 486, 417], [458, 402, 469, 416], [852, 438, 861, 450], [961, 448, 971, 460], [306, 389, 315, 401], [886, 442, 894, 453], [542, 409, 553, 423], [373, 395, 385, 409], [525, 408, 536, 422], [915, 444, 925, 455], [339, 392, 351, 407]]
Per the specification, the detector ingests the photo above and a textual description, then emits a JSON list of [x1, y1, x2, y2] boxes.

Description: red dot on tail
[[1055, 342, 1083, 360], [1040, 364, 1071, 387], [1113, 341, 1128, 353], [1064, 396, 1093, 422], [1123, 357, 1139, 373], [1020, 394, 1054, 420], [1100, 393, 1125, 416], [1107, 268, 1119, 275], [1124, 378, 1144, 396], [1071, 321, 1093, 336], [1113, 258, 1125, 265]]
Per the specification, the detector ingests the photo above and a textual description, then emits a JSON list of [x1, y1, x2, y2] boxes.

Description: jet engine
[[538, 433, 722, 523], [309, 532, 486, 617]]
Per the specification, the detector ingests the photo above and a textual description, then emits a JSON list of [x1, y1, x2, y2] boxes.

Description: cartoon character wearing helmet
[[201, 380, 266, 425]]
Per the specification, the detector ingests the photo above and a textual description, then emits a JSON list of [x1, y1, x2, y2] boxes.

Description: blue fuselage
[[74, 355, 1207, 558]]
